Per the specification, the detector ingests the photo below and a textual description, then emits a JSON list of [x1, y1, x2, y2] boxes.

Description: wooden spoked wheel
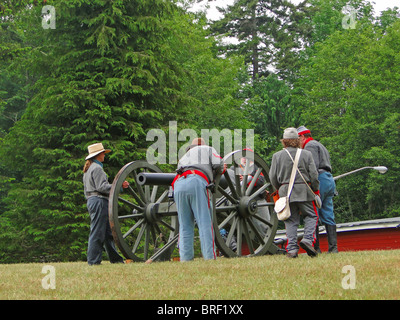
[[213, 150, 279, 258], [108, 161, 178, 262]]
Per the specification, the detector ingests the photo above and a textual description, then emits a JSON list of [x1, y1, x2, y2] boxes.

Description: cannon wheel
[[109, 161, 178, 262], [213, 150, 279, 258]]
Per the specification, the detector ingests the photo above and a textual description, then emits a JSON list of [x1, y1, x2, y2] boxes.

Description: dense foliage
[[297, 4, 400, 222], [0, 0, 399, 262]]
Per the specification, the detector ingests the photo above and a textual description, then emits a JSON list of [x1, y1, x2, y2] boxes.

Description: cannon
[[108, 149, 280, 262]]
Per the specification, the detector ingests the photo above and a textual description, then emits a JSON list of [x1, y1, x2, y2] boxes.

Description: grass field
[[0, 250, 399, 300]]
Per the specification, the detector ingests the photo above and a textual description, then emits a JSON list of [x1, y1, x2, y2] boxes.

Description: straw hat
[[85, 143, 111, 160]]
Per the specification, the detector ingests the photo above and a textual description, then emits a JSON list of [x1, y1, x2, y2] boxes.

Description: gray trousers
[[284, 201, 318, 254], [87, 196, 124, 265]]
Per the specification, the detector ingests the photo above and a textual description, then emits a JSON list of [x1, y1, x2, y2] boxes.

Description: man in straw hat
[[171, 137, 226, 261], [83, 142, 129, 265], [269, 128, 320, 258], [297, 126, 338, 253]]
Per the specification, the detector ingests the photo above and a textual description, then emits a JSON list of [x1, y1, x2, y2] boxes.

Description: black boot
[[325, 224, 338, 253], [314, 225, 322, 253]]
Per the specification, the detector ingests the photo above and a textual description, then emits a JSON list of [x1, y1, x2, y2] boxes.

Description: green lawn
[[1, 249, 399, 300]]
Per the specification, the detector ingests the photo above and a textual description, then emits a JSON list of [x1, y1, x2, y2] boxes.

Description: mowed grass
[[0, 250, 399, 300]]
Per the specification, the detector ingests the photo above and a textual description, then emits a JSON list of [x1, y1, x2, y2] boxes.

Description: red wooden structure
[[274, 217, 400, 253]]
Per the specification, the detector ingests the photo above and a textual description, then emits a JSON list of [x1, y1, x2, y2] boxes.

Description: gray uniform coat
[[177, 145, 224, 182], [83, 161, 112, 199], [303, 139, 332, 172], [269, 147, 319, 201], [269, 146, 320, 254]]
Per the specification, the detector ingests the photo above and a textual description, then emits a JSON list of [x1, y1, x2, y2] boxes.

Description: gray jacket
[[177, 145, 224, 182], [269, 147, 319, 202], [304, 139, 332, 173], [83, 161, 112, 199]]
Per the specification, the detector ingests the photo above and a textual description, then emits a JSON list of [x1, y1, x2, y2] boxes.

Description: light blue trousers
[[174, 174, 216, 261], [318, 172, 336, 226]]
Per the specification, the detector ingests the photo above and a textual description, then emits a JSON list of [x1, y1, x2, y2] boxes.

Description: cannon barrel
[[137, 171, 230, 189], [137, 172, 176, 186]]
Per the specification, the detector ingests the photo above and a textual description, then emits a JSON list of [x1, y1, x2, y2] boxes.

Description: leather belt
[[171, 170, 209, 189], [86, 192, 108, 198]]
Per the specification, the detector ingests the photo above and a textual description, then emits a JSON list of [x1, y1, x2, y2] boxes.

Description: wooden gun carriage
[[108, 149, 281, 262]]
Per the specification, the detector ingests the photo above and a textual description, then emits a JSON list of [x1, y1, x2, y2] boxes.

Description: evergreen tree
[[0, 0, 184, 262], [296, 8, 400, 222], [0, 0, 248, 262], [240, 74, 300, 157], [210, 0, 309, 81]]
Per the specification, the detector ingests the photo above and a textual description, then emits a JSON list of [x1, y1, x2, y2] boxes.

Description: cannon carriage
[[108, 149, 280, 262]]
